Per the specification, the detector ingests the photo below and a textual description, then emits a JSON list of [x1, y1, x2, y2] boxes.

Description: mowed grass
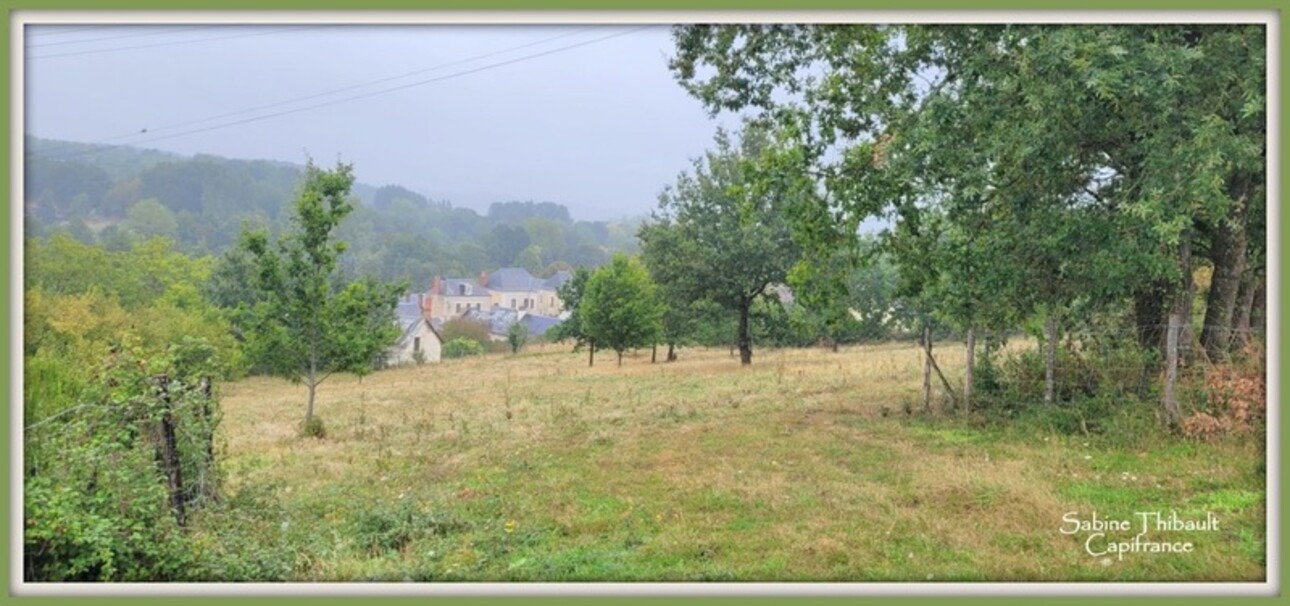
[[206, 341, 1266, 582]]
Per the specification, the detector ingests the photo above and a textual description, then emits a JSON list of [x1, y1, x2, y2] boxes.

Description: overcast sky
[[24, 23, 739, 222]]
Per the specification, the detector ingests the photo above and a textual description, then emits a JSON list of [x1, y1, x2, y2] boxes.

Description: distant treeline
[[24, 137, 641, 288]]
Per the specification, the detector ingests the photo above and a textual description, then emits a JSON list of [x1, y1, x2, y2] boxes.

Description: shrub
[[440, 318, 492, 349], [443, 338, 484, 359], [301, 415, 327, 439], [24, 342, 226, 582]]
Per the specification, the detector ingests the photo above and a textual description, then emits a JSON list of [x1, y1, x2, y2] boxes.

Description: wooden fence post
[[1163, 312, 1182, 429], [155, 374, 186, 527], [922, 325, 932, 413]]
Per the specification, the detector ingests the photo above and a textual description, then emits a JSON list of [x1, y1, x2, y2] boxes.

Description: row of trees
[[664, 24, 1265, 424], [552, 121, 936, 369]]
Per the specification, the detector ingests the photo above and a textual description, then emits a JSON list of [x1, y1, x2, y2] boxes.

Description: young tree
[[506, 321, 528, 354], [548, 266, 594, 361], [580, 253, 664, 367], [638, 124, 801, 366], [238, 161, 403, 434]]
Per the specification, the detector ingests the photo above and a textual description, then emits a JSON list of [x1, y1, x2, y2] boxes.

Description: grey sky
[[24, 24, 737, 221]]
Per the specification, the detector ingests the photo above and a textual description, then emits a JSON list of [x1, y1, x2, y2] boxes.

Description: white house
[[387, 296, 443, 365]]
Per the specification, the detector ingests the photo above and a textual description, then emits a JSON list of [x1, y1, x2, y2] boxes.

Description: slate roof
[[520, 313, 563, 338], [395, 300, 425, 326], [441, 278, 491, 297], [393, 306, 441, 347], [485, 267, 545, 292], [463, 306, 519, 336], [542, 270, 572, 291]]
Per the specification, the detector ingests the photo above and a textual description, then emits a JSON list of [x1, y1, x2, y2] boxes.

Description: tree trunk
[[921, 325, 932, 413], [1231, 272, 1258, 350], [306, 357, 317, 427], [617, 350, 623, 367], [1133, 280, 1170, 351], [1044, 312, 1058, 406], [667, 343, 676, 362], [737, 298, 753, 366], [651, 344, 657, 364], [1201, 203, 1248, 361], [1163, 312, 1182, 429], [963, 327, 975, 414], [588, 341, 595, 367], [1176, 229, 1196, 359], [1249, 281, 1266, 342]]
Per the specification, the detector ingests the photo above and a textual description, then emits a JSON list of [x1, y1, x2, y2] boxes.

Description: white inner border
[[9, 9, 1281, 598]]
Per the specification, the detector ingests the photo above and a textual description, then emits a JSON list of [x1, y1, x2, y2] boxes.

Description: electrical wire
[[32, 25, 653, 159], [41, 25, 601, 153], [27, 25, 326, 60]]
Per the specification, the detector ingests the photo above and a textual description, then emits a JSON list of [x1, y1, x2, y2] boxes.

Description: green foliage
[[638, 124, 802, 364], [302, 415, 327, 439], [443, 337, 485, 359], [23, 235, 243, 430], [581, 253, 665, 365], [974, 341, 1161, 432], [347, 500, 463, 555], [507, 322, 529, 354], [670, 24, 1265, 413], [233, 160, 403, 426], [24, 342, 221, 581], [441, 317, 493, 349], [124, 198, 178, 241], [548, 266, 593, 348], [27, 138, 634, 283]]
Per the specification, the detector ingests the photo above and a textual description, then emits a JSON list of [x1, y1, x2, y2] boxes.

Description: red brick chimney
[[431, 276, 442, 296]]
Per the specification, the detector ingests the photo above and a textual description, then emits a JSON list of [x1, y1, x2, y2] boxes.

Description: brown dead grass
[[215, 340, 1265, 582]]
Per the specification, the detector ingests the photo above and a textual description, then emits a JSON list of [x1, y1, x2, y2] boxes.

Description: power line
[[41, 26, 602, 153], [24, 25, 116, 38], [27, 25, 326, 60], [33, 25, 653, 158], [25, 25, 216, 48]]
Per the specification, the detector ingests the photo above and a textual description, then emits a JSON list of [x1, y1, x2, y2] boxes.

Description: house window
[[414, 337, 421, 353]]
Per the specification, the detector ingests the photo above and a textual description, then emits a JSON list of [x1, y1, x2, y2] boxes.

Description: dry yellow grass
[[212, 341, 1265, 582]]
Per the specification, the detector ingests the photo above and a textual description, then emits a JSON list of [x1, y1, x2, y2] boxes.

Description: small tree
[[581, 254, 664, 367], [238, 161, 402, 435], [506, 321, 528, 354], [548, 266, 595, 362]]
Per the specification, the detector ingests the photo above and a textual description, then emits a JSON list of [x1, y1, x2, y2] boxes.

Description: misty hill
[[23, 136, 640, 288]]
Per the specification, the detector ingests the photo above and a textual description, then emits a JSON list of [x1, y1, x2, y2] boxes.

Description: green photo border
[[2, 2, 1283, 604]]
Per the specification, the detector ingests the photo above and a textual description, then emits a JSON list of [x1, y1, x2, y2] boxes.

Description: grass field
[[203, 341, 1266, 582]]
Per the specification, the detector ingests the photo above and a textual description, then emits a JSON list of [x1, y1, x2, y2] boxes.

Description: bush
[[442, 338, 484, 359], [24, 343, 224, 582], [301, 415, 327, 439], [440, 318, 492, 349], [972, 338, 1164, 444]]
